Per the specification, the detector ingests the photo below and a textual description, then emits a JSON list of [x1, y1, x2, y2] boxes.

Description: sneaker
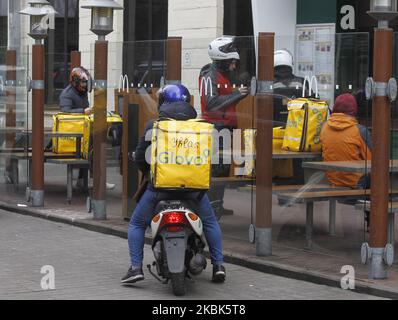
[[121, 267, 144, 284], [212, 265, 226, 283], [106, 182, 116, 190]]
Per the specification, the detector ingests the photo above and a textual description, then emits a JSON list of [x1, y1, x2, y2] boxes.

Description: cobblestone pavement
[[0, 210, 385, 300]]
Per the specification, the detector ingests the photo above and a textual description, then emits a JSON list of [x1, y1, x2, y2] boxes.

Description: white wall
[[168, 0, 224, 113], [251, 0, 297, 55]]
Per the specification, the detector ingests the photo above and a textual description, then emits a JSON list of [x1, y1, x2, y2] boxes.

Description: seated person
[[59, 66, 93, 115], [59, 67, 115, 190], [320, 93, 372, 189], [320, 93, 372, 229]]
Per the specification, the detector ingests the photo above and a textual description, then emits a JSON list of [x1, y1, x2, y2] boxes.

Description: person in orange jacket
[[320, 93, 372, 189], [320, 93, 372, 229]]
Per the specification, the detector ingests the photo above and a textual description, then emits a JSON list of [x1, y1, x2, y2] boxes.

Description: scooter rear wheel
[[170, 272, 185, 296]]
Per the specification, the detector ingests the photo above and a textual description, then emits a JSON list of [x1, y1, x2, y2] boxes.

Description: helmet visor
[[219, 42, 238, 54]]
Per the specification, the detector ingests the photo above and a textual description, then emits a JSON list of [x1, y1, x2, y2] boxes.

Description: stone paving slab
[[0, 210, 386, 300]]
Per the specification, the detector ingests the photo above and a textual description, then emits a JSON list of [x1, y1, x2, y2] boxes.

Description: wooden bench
[[211, 177, 254, 187], [237, 184, 349, 194], [355, 201, 397, 245], [0, 152, 77, 187], [46, 158, 90, 204], [277, 189, 377, 249]]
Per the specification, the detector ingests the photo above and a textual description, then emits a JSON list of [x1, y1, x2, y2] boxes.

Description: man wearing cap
[[320, 93, 372, 189]]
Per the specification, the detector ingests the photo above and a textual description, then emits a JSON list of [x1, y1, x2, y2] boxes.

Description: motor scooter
[[148, 199, 208, 296]]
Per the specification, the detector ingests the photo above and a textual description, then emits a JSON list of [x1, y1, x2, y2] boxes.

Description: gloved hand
[[84, 107, 94, 115], [238, 86, 250, 97]]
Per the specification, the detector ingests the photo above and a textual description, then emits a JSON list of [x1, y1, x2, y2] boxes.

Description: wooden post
[[166, 37, 182, 84], [122, 91, 139, 220], [255, 33, 274, 256], [70, 51, 81, 71], [5, 50, 17, 149], [92, 41, 108, 220], [5, 50, 17, 184], [369, 28, 392, 279], [31, 44, 45, 207]]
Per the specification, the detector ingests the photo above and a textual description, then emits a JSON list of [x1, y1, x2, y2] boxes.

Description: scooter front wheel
[[170, 272, 185, 296]]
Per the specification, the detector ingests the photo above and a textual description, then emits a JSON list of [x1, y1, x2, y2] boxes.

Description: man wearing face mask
[[199, 36, 249, 218], [59, 66, 93, 115], [59, 67, 115, 190]]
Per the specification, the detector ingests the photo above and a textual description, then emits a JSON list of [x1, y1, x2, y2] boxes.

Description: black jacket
[[59, 84, 89, 113], [134, 101, 198, 176], [273, 66, 306, 126]]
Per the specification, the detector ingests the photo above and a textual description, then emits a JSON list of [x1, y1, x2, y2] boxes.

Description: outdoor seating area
[[2, 0, 398, 300]]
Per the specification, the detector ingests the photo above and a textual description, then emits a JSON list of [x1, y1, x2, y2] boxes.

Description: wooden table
[[0, 131, 84, 158], [272, 151, 321, 160], [0, 132, 84, 189], [302, 160, 398, 173]]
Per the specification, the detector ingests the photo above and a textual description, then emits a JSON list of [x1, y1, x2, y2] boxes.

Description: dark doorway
[[45, 0, 79, 108], [123, 0, 168, 88], [0, 0, 7, 63], [224, 0, 255, 85]]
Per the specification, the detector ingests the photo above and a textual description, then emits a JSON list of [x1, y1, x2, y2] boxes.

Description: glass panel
[[87, 40, 168, 221], [6, 32, 396, 283], [268, 32, 371, 277], [0, 45, 30, 203], [45, 51, 70, 106]]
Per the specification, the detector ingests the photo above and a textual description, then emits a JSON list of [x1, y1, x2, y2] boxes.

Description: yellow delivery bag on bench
[[282, 76, 329, 152], [282, 98, 328, 152], [150, 119, 214, 190], [52, 113, 89, 154], [82, 112, 123, 160], [243, 127, 293, 178]]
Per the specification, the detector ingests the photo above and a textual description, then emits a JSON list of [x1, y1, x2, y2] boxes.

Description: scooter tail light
[[159, 212, 188, 230]]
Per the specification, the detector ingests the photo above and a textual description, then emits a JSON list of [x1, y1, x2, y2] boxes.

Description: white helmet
[[274, 49, 293, 68], [208, 36, 240, 61]]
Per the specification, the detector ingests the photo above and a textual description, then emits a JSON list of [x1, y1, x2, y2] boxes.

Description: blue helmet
[[158, 84, 191, 105]]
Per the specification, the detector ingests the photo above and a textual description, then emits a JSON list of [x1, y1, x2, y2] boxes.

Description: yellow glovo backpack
[[243, 127, 293, 178], [282, 76, 329, 152], [52, 113, 90, 154], [150, 118, 214, 190], [82, 112, 123, 160]]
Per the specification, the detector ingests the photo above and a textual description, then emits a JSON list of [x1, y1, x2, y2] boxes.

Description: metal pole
[[31, 43, 45, 207], [64, 0, 69, 88], [255, 32, 274, 256], [166, 37, 182, 84], [92, 40, 108, 220], [369, 28, 392, 279]]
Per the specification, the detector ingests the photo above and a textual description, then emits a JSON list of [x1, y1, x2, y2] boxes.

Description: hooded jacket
[[320, 113, 372, 188], [199, 63, 244, 128], [134, 101, 198, 176]]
